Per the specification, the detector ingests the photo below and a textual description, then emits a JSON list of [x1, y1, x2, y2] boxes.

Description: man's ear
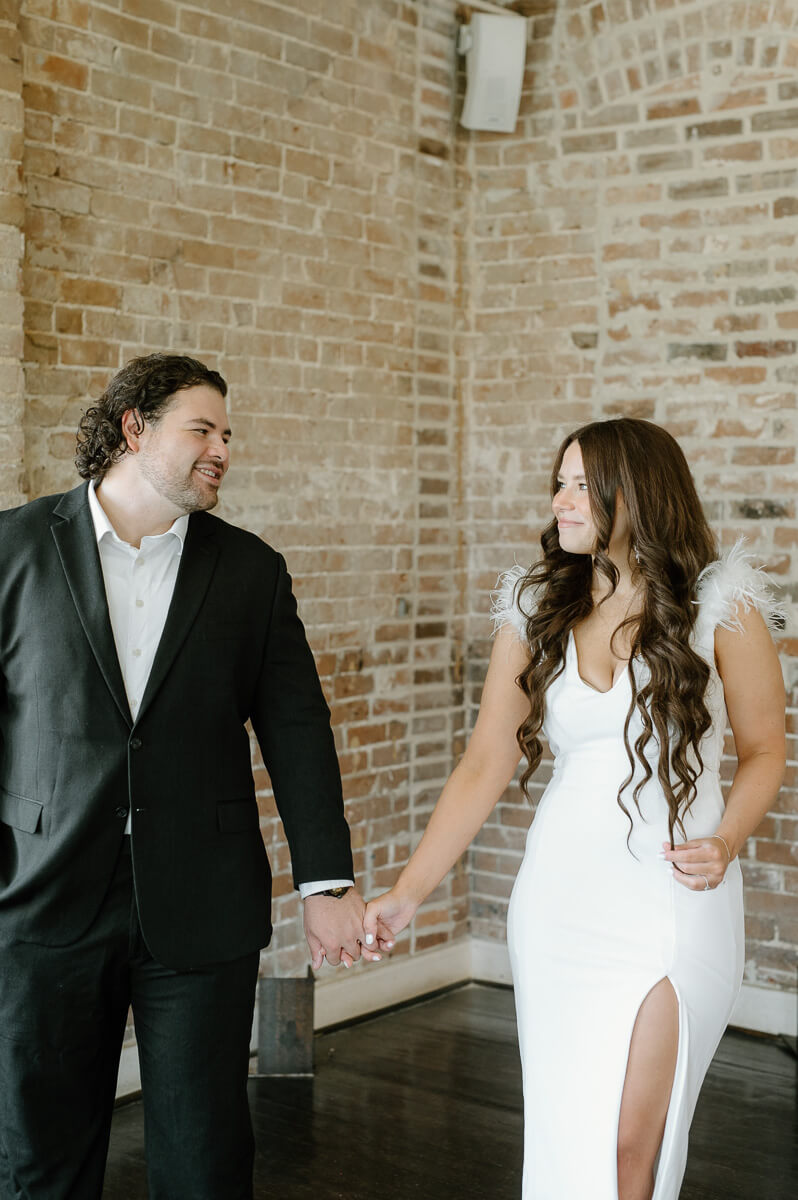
[[120, 407, 145, 453]]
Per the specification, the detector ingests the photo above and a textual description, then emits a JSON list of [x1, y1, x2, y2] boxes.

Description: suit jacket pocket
[[0, 786, 43, 834], [217, 797, 259, 833]]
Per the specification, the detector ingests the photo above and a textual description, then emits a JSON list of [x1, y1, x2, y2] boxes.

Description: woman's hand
[[363, 889, 419, 952], [663, 834, 732, 891]]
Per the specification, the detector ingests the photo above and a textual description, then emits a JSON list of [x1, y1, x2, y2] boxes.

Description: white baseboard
[[116, 1043, 141, 1100], [313, 938, 472, 1029], [470, 936, 514, 986], [115, 935, 795, 1100], [731, 981, 797, 1037]]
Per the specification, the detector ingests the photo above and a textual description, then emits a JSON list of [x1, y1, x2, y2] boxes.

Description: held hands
[[303, 888, 384, 970], [363, 888, 418, 952], [663, 833, 733, 892], [303, 885, 420, 969]]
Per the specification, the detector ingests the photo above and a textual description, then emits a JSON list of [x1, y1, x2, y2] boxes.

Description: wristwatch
[[320, 886, 351, 899]]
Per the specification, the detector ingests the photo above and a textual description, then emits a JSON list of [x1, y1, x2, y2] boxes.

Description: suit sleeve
[[250, 553, 354, 889]]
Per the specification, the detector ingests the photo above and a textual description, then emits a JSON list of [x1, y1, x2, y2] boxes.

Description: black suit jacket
[[0, 483, 353, 968]]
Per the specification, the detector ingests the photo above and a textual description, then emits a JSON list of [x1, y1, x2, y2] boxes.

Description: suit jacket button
[[115, 807, 128, 819], [130, 737, 142, 750]]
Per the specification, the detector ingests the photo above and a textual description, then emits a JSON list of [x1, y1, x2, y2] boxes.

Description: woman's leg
[[617, 978, 679, 1200]]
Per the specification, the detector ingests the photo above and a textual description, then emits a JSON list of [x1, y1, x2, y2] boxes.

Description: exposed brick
[[637, 149, 692, 172], [667, 343, 727, 362], [5, 0, 797, 1025], [736, 286, 796, 306], [562, 131, 617, 155], [668, 177, 729, 200], [647, 97, 701, 121], [686, 118, 743, 139], [735, 340, 797, 358], [751, 108, 798, 133], [733, 500, 793, 520], [702, 141, 762, 163], [774, 196, 798, 219]]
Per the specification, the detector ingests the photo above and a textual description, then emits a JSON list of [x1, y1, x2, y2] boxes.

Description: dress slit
[[610, 975, 686, 1200], [651, 979, 689, 1200]]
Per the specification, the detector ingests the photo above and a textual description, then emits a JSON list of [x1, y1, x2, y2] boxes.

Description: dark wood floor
[[102, 983, 797, 1199]]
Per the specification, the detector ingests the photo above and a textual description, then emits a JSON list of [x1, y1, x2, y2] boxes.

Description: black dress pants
[[0, 840, 259, 1200]]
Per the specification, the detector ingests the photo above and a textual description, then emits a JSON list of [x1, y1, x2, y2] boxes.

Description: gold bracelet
[[709, 833, 732, 863]]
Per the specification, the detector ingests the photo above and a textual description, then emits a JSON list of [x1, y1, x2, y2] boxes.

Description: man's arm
[[250, 553, 377, 966]]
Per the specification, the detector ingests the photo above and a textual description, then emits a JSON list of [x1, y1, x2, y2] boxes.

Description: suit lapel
[[51, 484, 132, 726], [136, 512, 220, 722]]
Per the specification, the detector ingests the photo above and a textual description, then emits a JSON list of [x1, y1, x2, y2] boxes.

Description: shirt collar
[[88, 481, 189, 551]]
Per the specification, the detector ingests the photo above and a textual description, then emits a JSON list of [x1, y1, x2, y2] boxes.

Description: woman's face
[[552, 441, 596, 554], [552, 441, 631, 558]]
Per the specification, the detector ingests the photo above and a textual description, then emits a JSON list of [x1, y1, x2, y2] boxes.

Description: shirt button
[[130, 737, 142, 751], [136, 598, 144, 608], [115, 807, 128, 819], [132, 648, 142, 657]]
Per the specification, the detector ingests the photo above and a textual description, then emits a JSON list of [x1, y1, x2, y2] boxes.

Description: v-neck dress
[[491, 543, 782, 1200]]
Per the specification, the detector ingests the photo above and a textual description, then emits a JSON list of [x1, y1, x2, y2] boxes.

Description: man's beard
[[138, 450, 219, 514]]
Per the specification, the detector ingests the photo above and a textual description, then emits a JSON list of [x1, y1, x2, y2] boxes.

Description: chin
[[558, 533, 591, 556]]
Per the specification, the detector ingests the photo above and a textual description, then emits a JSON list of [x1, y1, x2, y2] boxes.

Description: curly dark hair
[[75, 353, 228, 481], [515, 417, 718, 846]]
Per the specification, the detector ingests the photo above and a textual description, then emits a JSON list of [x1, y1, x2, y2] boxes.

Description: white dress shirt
[[87, 484, 352, 898]]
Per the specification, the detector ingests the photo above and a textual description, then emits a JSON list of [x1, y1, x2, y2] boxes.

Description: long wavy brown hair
[[515, 418, 718, 845]]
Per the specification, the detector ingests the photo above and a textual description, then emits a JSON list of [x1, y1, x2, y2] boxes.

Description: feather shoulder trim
[[490, 563, 535, 643], [694, 538, 786, 642]]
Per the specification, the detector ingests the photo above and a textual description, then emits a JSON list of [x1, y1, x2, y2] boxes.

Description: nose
[[209, 438, 229, 469], [553, 489, 573, 513]]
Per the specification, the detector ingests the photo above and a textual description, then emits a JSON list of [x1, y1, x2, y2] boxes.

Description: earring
[[633, 546, 640, 564]]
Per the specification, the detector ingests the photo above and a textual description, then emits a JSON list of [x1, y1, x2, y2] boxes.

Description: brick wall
[[0, 0, 26, 510], [5, 0, 796, 1018], [466, 0, 798, 995], [14, 0, 467, 981]]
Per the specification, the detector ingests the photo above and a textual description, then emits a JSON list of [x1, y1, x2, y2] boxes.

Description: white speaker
[[458, 12, 528, 134]]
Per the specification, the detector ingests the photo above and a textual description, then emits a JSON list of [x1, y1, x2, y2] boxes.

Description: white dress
[[492, 543, 783, 1200]]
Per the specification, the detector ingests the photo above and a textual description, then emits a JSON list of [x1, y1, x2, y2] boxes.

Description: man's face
[[136, 385, 231, 514]]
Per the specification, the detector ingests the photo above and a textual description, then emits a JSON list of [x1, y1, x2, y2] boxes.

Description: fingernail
[[373, 954, 381, 961], [386, 941, 394, 948], [343, 960, 350, 968], [365, 933, 374, 945]]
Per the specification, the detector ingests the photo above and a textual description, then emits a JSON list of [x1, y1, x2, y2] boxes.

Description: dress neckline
[[568, 629, 630, 695]]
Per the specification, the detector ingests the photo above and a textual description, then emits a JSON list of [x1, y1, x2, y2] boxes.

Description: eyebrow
[[557, 473, 585, 480], [185, 417, 232, 438]]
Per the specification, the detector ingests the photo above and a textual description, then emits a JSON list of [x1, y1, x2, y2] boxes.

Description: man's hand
[[303, 888, 383, 970]]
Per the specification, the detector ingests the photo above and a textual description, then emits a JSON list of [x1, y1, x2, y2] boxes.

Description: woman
[[364, 418, 786, 1200]]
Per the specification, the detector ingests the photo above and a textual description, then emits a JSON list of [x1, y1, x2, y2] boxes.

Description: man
[[0, 353, 379, 1199]]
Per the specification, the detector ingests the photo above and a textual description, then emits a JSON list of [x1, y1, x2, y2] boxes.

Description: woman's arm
[[364, 625, 531, 943], [665, 605, 786, 888], [712, 605, 786, 858]]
